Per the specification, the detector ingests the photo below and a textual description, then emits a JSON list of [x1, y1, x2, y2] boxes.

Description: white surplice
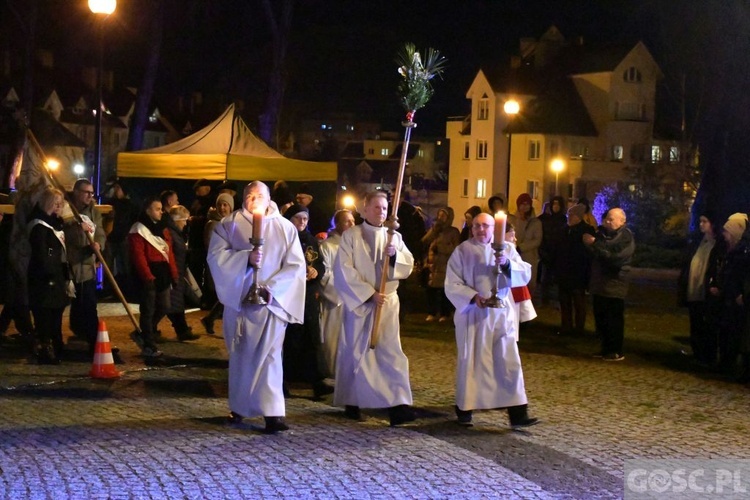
[[207, 205, 305, 418], [332, 222, 414, 409], [444, 239, 532, 411], [319, 232, 343, 378]]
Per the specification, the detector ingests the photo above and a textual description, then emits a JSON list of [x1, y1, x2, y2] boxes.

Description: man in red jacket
[[128, 196, 178, 357]]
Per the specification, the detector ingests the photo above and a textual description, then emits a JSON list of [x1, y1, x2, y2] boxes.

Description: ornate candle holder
[[484, 242, 507, 309], [243, 237, 267, 305]]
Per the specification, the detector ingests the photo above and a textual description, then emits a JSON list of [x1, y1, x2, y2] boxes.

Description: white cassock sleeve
[[207, 211, 306, 325]]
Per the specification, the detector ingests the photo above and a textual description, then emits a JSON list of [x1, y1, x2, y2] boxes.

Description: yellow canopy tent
[[117, 104, 337, 182]]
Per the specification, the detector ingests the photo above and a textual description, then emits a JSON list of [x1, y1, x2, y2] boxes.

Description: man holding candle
[[445, 212, 539, 428], [206, 181, 306, 434], [333, 191, 415, 426]]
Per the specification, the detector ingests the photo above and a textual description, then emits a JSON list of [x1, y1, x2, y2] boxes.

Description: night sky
[[4, 0, 672, 136]]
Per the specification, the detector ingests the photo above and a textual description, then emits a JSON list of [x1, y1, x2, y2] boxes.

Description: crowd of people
[[6, 175, 749, 433]]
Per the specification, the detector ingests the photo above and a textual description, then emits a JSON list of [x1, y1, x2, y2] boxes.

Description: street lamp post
[[503, 99, 520, 199], [551, 158, 565, 196], [88, 0, 116, 202]]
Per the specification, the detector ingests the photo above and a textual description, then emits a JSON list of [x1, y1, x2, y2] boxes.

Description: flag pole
[[25, 129, 142, 335], [369, 43, 445, 349]]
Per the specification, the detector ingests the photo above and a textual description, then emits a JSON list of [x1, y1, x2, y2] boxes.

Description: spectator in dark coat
[[188, 179, 213, 302], [555, 203, 595, 335], [283, 203, 331, 399], [27, 188, 70, 364], [154, 205, 199, 342], [538, 195, 568, 304], [710, 213, 750, 379], [103, 181, 138, 297], [583, 208, 635, 361]]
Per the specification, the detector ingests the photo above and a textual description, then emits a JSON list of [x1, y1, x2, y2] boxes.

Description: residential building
[[447, 26, 688, 221]]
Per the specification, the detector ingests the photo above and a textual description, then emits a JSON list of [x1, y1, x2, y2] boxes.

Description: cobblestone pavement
[[1, 270, 749, 498]]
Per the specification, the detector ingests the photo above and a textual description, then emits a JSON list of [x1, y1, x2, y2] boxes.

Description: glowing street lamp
[[551, 158, 565, 196], [45, 159, 60, 171], [73, 163, 86, 176], [503, 99, 520, 198], [89, 0, 117, 202]]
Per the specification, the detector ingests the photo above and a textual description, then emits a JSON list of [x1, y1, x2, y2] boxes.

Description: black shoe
[[200, 317, 215, 334], [455, 405, 473, 427], [344, 405, 361, 420], [263, 416, 289, 434], [227, 411, 243, 424], [389, 405, 416, 427], [177, 329, 200, 342], [510, 417, 540, 429], [37, 344, 60, 365], [313, 380, 334, 400]]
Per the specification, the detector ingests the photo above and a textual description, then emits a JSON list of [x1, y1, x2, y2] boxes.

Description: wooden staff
[[26, 129, 142, 335], [369, 117, 415, 349]]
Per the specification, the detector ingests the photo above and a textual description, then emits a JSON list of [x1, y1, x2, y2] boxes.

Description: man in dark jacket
[[583, 207, 635, 361], [555, 203, 596, 335]]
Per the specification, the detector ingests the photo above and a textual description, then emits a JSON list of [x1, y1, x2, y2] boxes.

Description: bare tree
[[256, 0, 294, 147], [126, 0, 165, 152]]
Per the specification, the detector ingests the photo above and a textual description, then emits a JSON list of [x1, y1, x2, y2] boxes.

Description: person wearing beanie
[[509, 193, 542, 295], [713, 212, 749, 376], [200, 193, 236, 335], [460, 206, 483, 242], [487, 194, 505, 214], [294, 185, 327, 235], [555, 203, 596, 336], [583, 207, 635, 361], [282, 202, 332, 399], [206, 181, 306, 433]]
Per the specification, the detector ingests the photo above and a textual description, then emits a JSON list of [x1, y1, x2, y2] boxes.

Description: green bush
[[631, 243, 683, 269]]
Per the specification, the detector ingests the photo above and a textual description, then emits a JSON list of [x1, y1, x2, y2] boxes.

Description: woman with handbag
[[27, 187, 71, 364]]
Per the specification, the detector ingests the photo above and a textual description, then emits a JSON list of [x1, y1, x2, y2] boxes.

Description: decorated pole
[[370, 43, 446, 349], [26, 129, 143, 335]]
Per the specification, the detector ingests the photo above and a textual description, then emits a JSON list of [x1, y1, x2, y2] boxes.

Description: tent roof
[[117, 104, 336, 181]]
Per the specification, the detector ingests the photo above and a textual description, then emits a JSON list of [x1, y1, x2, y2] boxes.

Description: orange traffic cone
[[90, 320, 122, 379]]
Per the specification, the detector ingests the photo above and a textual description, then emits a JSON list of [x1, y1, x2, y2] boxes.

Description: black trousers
[[426, 287, 453, 317], [139, 286, 170, 348], [593, 295, 625, 355], [32, 306, 65, 356], [69, 279, 99, 349], [688, 301, 719, 365], [559, 286, 587, 333]]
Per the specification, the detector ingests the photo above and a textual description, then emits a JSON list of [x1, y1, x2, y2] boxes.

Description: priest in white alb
[[445, 212, 539, 428], [207, 181, 305, 434], [318, 209, 356, 378], [333, 191, 415, 426]]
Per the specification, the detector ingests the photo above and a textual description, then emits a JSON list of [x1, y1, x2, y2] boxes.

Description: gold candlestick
[[484, 242, 507, 309], [243, 237, 267, 305]]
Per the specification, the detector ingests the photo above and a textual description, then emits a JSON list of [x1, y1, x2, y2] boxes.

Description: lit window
[[477, 140, 488, 159], [623, 67, 642, 83], [651, 145, 662, 163], [612, 145, 623, 161], [528, 140, 540, 160], [417, 150, 424, 158], [148, 114, 157, 123], [346, 125, 354, 132], [669, 146, 680, 163], [478, 98, 489, 120], [461, 178, 469, 197], [476, 178, 487, 198], [381, 148, 389, 156], [463, 141, 470, 159], [526, 180, 539, 200], [321, 124, 327, 130]]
